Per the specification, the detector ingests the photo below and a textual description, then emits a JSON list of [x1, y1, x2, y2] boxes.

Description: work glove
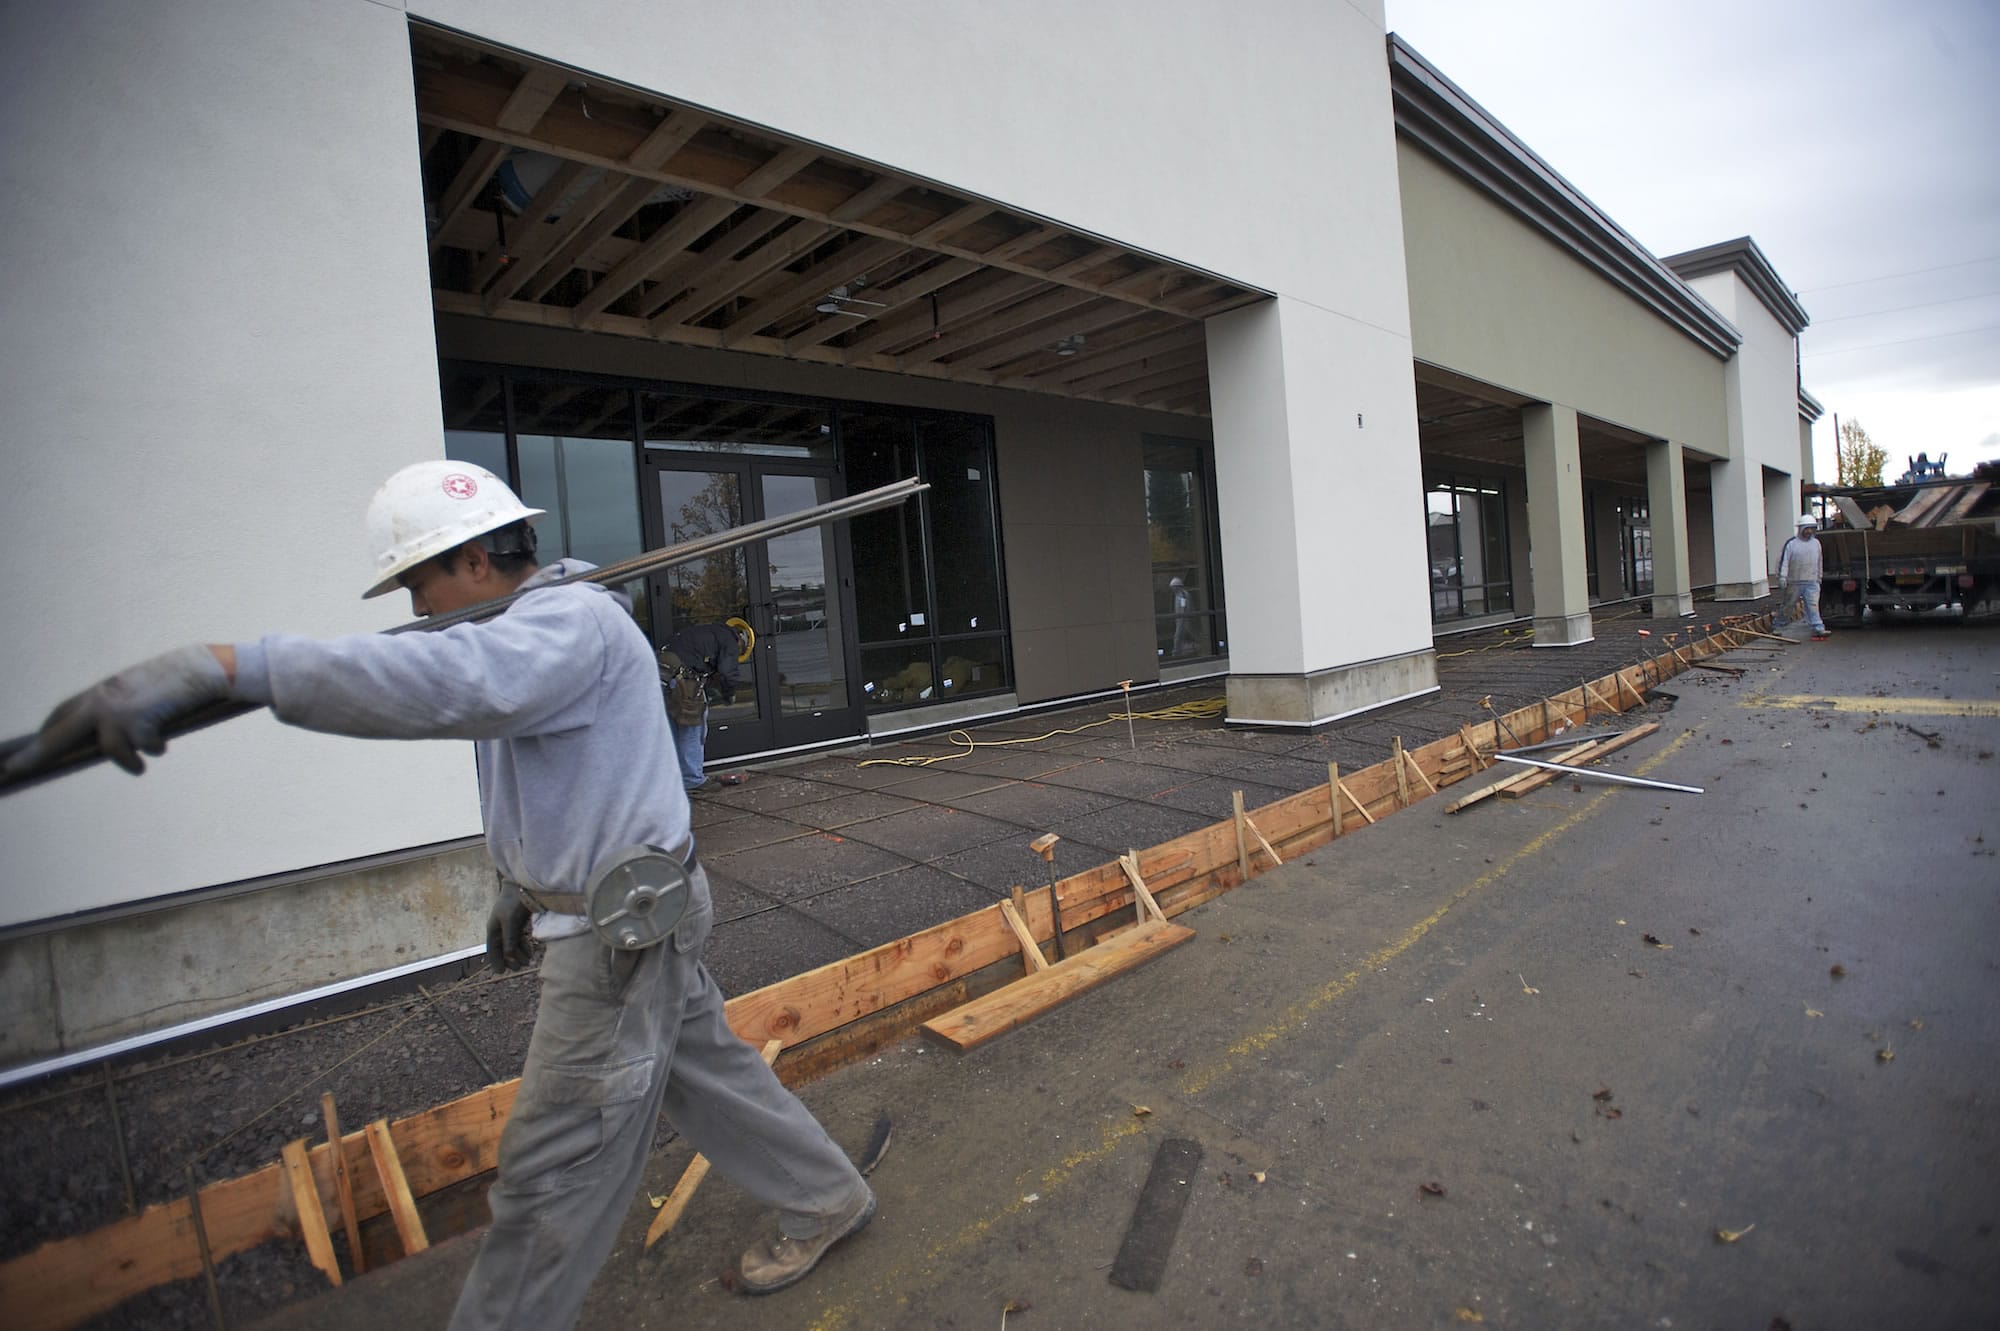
[[5, 645, 230, 778], [487, 880, 534, 972]]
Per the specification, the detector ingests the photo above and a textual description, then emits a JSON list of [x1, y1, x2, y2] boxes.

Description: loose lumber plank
[[921, 919, 1195, 1051], [281, 1139, 341, 1288], [366, 1119, 429, 1257], [320, 1094, 365, 1277], [1447, 737, 1602, 813], [644, 1039, 783, 1248], [998, 898, 1050, 971]]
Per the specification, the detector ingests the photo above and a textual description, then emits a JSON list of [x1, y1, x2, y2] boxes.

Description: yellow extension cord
[[857, 696, 1228, 769]]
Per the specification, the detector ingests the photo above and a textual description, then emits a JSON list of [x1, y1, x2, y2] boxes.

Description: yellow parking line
[[1750, 694, 2000, 717]]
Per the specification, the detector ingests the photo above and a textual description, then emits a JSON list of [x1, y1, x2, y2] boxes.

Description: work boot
[[737, 1187, 876, 1294]]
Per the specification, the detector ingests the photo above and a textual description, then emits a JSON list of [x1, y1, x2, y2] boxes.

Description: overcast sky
[[1384, 0, 2000, 480]]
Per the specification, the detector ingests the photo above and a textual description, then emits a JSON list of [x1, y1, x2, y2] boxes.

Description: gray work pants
[[447, 866, 869, 1331]]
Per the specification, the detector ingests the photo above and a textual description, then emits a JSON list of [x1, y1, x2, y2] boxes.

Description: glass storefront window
[[1144, 438, 1225, 660], [1427, 477, 1512, 621], [845, 412, 1009, 712]]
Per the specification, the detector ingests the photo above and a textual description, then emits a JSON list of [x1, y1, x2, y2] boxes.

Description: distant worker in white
[[4, 461, 876, 1328], [1773, 513, 1830, 640]]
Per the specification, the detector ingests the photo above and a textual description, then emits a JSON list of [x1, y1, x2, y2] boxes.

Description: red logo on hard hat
[[441, 472, 479, 500]]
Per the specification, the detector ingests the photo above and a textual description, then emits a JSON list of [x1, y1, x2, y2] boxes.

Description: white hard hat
[[362, 461, 544, 598], [1797, 513, 1817, 528]]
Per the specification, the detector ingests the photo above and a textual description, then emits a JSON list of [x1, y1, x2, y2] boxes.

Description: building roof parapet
[[1661, 236, 1811, 335], [1387, 34, 1740, 361], [1798, 384, 1824, 422]]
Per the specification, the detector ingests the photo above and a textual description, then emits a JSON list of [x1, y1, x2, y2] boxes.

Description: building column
[[1207, 298, 1438, 727], [1646, 439, 1694, 618], [1521, 403, 1593, 645], [1708, 455, 1769, 599]]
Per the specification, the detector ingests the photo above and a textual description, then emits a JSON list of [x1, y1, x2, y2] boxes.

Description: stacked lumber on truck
[[1, 616, 1765, 1331]]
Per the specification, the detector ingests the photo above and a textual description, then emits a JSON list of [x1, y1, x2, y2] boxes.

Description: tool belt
[[520, 844, 695, 951], [657, 649, 709, 725]]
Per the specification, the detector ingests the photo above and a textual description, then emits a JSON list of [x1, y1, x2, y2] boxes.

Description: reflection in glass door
[[760, 473, 848, 727], [642, 455, 860, 757]]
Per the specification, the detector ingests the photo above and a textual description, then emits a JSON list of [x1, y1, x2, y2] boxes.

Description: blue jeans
[[668, 698, 708, 789], [1775, 579, 1825, 634], [447, 866, 869, 1330]]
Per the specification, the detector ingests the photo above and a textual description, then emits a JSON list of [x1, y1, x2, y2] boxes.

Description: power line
[[1802, 323, 2000, 358], [1813, 289, 2000, 324], [1799, 256, 2000, 294]]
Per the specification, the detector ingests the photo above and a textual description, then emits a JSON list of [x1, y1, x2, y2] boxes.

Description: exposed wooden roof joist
[[413, 25, 1268, 417]]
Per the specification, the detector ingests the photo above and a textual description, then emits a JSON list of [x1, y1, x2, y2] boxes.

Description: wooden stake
[[1232, 791, 1250, 880], [1393, 737, 1410, 808], [1337, 777, 1377, 825], [1241, 816, 1284, 867], [365, 1119, 428, 1257], [1327, 762, 1343, 836], [1456, 725, 1489, 770], [1403, 749, 1438, 798], [645, 1039, 785, 1249], [1618, 670, 1641, 709], [998, 898, 1049, 973], [1120, 852, 1168, 923], [320, 1093, 365, 1277], [281, 1139, 341, 1288], [1584, 681, 1620, 715]]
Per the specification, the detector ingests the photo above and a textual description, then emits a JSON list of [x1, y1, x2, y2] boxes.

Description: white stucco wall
[[1682, 271, 1803, 578], [0, 0, 476, 927], [412, 0, 1407, 334]]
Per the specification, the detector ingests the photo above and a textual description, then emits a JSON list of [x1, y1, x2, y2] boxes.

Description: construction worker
[[660, 620, 749, 790], [1774, 513, 1830, 640], [3, 461, 875, 1327]]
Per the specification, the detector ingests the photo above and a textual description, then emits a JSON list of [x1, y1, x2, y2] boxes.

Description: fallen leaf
[[1628, 970, 1646, 979], [648, 1193, 668, 1210], [1455, 1310, 1486, 1323], [719, 1268, 741, 1293], [1908, 1018, 1925, 1031], [1830, 964, 1847, 978], [1166, 1059, 1186, 1070], [1600, 1106, 1623, 1119], [1419, 1181, 1447, 1198], [1244, 1257, 1265, 1276], [1132, 1104, 1153, 1117], [1805, 1007, 1823, 1018], [1643, 934, 1673, 949], [1715, 1223, 1756, 1243], [1518, 973, 1539, 995], [1688, 927, 1703, 936], [1252, 1171, 1267, 1184], [1593, 1087, 1615, 1101], [1878, 1047, 1895, 1063], [1003, 1297, 1033, 1314]]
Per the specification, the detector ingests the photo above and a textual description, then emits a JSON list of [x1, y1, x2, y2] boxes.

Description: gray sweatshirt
[[1778, 535, 1823, 584], [230, 561, 692, 933]]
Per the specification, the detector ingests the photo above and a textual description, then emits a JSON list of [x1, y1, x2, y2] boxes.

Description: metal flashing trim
[[0, 945, 487, 1091], [1662, 236, 1811, 335], [1387, 35, 1740, 361]]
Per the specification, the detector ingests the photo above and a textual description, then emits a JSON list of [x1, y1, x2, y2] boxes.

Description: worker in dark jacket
[[4, 462, 874, 1327], [660, 620, 748, 790]]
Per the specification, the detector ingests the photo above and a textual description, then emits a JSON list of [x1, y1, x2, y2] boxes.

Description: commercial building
[[0, 1, 1815, 1068]]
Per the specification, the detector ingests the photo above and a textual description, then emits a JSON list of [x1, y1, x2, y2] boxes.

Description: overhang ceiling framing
[[1413, 372, 1684, 488], [412, 28, 1265, 416]]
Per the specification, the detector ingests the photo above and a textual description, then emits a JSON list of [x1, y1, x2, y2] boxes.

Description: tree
[[1837, 418, 1888, 487]]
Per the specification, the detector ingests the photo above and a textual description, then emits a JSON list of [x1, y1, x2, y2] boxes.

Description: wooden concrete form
[[1, 617, 1763, 1330]]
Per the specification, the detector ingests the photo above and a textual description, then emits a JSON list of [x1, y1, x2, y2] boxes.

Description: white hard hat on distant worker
[[1797, 513, 1817, 529], [362, 460, 545, 598]]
